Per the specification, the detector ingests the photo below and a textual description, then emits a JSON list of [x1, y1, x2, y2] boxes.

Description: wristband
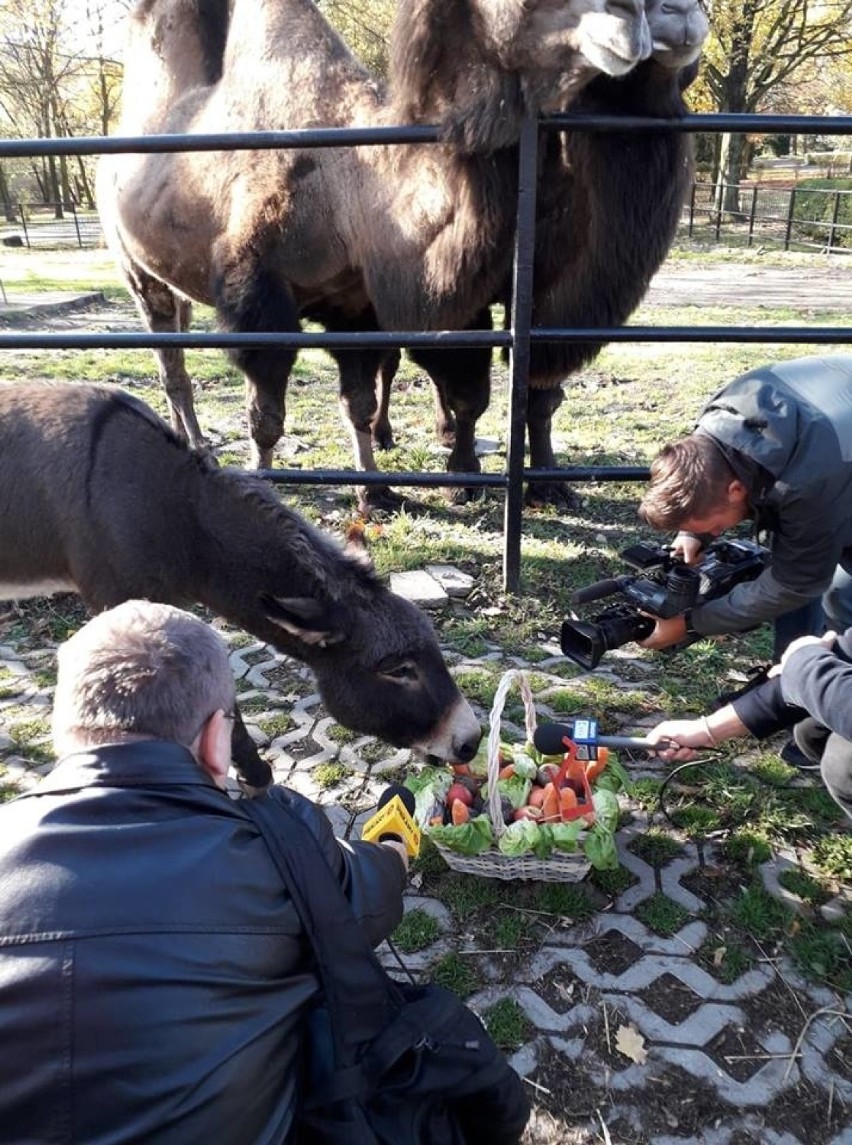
[[701, 716, 718, 746], [683, 609, 699, 638]]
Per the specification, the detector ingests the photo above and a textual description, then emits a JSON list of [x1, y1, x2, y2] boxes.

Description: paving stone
[[389, 569, 448, 608], [424, 564, 475, 598]]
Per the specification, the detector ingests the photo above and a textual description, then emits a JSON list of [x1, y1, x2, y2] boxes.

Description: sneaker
[[779, 737, 821, 771]]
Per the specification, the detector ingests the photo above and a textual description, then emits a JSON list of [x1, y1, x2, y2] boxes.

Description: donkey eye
[[378, 660, 419, 683]]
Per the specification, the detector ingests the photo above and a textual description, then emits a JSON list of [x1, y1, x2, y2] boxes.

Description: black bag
[[242, 791, 531, 1145]]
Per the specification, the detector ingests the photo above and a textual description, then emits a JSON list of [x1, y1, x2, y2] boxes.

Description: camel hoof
[[444, 484, 483, 506], [358, 486, 404, 516], [371, 428, 395, 451], [525, 481, 583, 510]]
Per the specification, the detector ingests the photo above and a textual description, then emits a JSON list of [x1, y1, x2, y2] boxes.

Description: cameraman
[[647, 630, 852, 822], [637, 354, 852, 660]]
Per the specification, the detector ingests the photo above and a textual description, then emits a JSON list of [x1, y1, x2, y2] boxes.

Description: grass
[[313, 762, 351, 789], [698, 935, 755, 984], [635, 893, 691, 936], [392, 908, 442, 953], [629, 828, 682, 868], [482, 998, 532, 1052], [430, 953, 478, 997]]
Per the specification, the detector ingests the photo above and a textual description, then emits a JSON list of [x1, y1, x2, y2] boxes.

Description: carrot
[[451, 799, 471, 826], [541, 782, 560, 822], [451, 763, 472, 776], [559, 786, 578, 819], [585, 747, 609, 784], [498, 764, 516, 780]]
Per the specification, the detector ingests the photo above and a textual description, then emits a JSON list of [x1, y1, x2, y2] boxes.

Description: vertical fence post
[[18, 204, 29, 248], [688, 181, 696, 237], [71, 201, 82, 248], [503, 112, 538, 594], [827, 190, 842, 252], [714, 187, 723, 240], [784, 187, 797, 251], [747, 185, 758, 247]]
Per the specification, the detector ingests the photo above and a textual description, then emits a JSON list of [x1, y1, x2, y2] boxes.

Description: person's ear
[[727, 479, 749, 506], [196, 710, 233, 788]]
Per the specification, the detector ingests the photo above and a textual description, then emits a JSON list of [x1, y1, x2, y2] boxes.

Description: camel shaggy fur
[[97, 0, 653, 508]]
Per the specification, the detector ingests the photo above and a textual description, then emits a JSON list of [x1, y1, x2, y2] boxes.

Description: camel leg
[[212, 247, 299, 469], [410, 312, 492, 504], [430, 375, 457, 447], [333, 345, 402, 514], [123, 260, 205, 448], [372, 350, 399, 450], [526, 385, 580, 508]]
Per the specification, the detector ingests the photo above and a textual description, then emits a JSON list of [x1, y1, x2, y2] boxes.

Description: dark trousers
[[773, 600, 825, 662], [794, 718, 852, 822]]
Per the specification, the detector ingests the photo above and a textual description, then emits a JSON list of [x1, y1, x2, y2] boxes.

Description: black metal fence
[[0, 202, 102, 249], [684, 180, 852, 253], [1, 110, 852, 591]]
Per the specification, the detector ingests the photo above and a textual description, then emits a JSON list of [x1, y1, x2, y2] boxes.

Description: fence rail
[[2, 111, 852, 590]]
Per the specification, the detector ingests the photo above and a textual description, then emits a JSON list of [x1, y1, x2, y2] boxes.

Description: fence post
[[688, 181, 696, 237], [71, 201, 82, 248], [784, 187, 797, 251], [747, 185, 758, 247], [827, 190, 842, 252], [714, 187, 723, 240], [503, 112, 538, 595], [18, 204, 29, 248]]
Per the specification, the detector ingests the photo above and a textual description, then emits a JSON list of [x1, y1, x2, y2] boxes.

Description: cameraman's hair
[[52, 600, 236, 756], [639, 434, 737, 530]]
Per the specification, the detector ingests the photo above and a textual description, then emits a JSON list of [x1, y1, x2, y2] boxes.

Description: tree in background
[[0, 0, 125, 212], [697, 0, 852, 212], [318, 0, 393, 78]]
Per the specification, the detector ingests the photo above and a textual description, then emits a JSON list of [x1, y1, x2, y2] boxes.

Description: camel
[[382, 0, 709, 507], [97, 0, 653, 510]]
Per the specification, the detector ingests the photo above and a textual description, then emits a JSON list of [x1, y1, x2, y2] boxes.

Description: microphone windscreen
[[378, 783, 416, 816], [533, 722, 574, 756], [570, 578, 623, 605]]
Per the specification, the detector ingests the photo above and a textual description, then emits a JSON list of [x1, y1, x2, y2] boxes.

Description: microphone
[[377, 784, 416, 818], [570, 576, 629, 605], [361, 784, 421, 856], [533, 721, 660, 756]]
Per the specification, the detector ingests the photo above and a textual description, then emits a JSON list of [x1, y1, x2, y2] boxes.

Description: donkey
[[0, 382, 482, 788]]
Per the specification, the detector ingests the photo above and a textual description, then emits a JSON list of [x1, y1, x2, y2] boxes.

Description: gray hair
[[52, 600, 236, 755]]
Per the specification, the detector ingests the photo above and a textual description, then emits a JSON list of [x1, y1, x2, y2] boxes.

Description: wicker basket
[[431, 669, 592, 882]]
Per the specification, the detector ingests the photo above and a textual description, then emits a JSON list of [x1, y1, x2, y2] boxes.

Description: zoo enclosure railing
[[684, 180, 852, 253], [1, 110, 852, 592]]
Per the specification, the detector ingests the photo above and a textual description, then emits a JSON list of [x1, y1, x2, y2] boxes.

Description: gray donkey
[[0, 382, 482, 788]]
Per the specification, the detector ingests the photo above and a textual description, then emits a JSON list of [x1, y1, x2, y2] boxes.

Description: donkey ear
[[260, 594, 347, 647]]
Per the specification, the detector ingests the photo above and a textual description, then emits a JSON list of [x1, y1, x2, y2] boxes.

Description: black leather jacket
[[0, 741, 406, 1144]]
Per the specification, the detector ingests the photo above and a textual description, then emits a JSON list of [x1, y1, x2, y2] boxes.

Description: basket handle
[[486, 670, 537, 838]]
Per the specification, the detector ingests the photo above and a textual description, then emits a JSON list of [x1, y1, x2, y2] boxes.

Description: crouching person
[[647, 629, 852, 822], [0, 600, 408, 1143]]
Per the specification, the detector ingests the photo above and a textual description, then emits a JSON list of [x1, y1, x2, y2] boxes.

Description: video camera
[[560, 538, 770, 671]]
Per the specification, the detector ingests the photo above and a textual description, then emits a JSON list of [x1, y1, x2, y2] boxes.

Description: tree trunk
[[0, 165, 16, 223]]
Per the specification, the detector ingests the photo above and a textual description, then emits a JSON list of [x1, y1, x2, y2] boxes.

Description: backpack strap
[[241, 790, 403, 1064]]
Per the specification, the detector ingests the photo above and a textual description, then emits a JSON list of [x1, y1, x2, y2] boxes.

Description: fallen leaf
[[615, 1023, 648, 1065], [713, 945, 727, 967]]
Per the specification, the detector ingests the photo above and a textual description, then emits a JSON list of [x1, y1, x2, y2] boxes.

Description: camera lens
[[561, 611, 655, 670], [664, 564, 699, 614]]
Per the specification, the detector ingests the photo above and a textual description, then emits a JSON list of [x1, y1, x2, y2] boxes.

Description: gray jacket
[[690, 355, 852, 635]]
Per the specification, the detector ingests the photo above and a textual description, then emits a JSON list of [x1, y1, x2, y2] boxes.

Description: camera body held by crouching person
[[561, 537, 769, 670]]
